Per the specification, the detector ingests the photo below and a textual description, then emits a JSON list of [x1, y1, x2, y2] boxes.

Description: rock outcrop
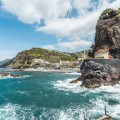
[[91, 8, 120, 58], [70, 61, 120, 88], [97, 115, 113, 120], [0, 72, 22, 78]]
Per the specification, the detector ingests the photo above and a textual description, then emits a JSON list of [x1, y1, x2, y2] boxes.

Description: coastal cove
[[0, 1, 120, 120], [0, 69, 120, 120]]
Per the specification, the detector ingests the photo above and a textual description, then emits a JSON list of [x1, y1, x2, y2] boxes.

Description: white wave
[[96, 84, 120, 93], [20, 75, 31, 78], [90, 97, 120, 119], [16, 91, 30, 95], [0, 103, 35, 120], [0, 75, 15, 79], [53, 78, 88, 93], [0, 74, 30, 79], [0, 102, 120, 120], [64, 72, 81, 75]]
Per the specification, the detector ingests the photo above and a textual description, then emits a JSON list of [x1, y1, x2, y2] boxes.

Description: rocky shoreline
[[0, 72, 22, 78], [70, 60, 120, 88]]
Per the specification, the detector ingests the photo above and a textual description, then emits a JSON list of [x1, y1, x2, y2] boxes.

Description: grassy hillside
[[25, 48, 77, 62], [9, 48, 78, 69]]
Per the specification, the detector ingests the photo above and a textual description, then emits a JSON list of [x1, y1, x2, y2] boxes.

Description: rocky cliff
[[92, 8, 120, 58]]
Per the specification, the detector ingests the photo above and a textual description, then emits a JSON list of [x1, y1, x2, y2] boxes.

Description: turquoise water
[[0, 70, 120, 120]]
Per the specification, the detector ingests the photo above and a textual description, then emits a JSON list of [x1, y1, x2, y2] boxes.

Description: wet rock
[[69, 77, 81, 83], [70, 60, 120, 88], [97, 115, 113, 120], [0, 72, 22, 78]]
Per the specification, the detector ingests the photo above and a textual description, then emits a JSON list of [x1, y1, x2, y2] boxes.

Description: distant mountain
[[0, 59, 13, 68]]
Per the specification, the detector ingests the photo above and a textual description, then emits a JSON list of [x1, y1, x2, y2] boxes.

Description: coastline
[[22, 68, 80, 73]]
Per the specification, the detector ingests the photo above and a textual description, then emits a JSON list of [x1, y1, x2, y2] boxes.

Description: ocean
[[0, 70, 120, 120]]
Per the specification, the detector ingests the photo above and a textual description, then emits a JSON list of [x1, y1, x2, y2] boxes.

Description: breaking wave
[[52, 78, 120, 119], [0, 102, 120, 120], [0, 75, 30, 79], [64, 72, 81, 75]]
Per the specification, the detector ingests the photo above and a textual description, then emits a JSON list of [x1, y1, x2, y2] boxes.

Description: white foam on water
[[52, 78, 88, 93], [64, 72, 81, 75], [16, 91, 30, 96], [0, 103, 35, 120], [0, 75, 15, 79], [20, 75, 31, 78], [90, 97, 120, 119], [0, 75, 30, 80], [38, 106, 85, 120], [0, 102, 120, 120], [95, 84, 120, 93], [53, 77, 120, 94], [52, 78, 120, 119]]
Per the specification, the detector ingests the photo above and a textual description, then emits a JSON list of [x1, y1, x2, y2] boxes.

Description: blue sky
[[0, 0, 120, 61]]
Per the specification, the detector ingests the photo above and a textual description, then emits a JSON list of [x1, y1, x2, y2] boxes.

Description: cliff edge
[[91, 8, 120, 58]]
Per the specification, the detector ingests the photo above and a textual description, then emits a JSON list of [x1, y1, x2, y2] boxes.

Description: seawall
[[81, 59, 120, 73]]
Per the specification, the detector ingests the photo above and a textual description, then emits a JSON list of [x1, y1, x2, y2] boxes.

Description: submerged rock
[[70, 61, 120, 88], [0, 72, 22, 78]]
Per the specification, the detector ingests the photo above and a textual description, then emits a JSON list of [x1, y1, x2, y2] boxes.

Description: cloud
[[58, 40, 92, 50], [41, 40, 92, 52], [0, 0, 72, 24], [1, 0, 120, 52], [42, 45, 55, 50]]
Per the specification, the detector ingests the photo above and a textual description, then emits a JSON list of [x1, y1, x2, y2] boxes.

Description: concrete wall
[[82, 59, 120, 72]]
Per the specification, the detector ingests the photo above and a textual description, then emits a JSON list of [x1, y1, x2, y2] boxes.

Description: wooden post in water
[[105, 106, 107, 115], [83, 112, 87, 120], [97, 106, 113, 120]]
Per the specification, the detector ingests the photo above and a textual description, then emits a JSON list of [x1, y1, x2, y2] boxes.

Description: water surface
[[0, 70, 120, 120]]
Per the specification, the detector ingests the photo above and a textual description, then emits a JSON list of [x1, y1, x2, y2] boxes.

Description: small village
[[30, 48, 112, 70]]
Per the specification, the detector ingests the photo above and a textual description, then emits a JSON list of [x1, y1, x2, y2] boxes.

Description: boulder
[[70, 61, 120, 88]]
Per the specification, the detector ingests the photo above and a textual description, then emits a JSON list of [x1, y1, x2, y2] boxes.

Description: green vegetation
[[100, 8, 120, 20], [101, 8, 114, 16], [25, 48, 77, 62], [10, 48, 79, 68]]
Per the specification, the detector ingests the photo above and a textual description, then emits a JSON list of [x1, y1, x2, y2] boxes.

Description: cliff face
[[93, 8, 120, 58]]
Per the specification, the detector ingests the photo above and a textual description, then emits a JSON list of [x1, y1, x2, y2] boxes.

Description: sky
[[0, 0, 120, 61]]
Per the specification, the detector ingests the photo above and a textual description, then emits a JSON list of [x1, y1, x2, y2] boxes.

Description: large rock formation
[[91, 8, 120, 58], [70, 60, 120, 88], [81, 61, 119, 88]]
